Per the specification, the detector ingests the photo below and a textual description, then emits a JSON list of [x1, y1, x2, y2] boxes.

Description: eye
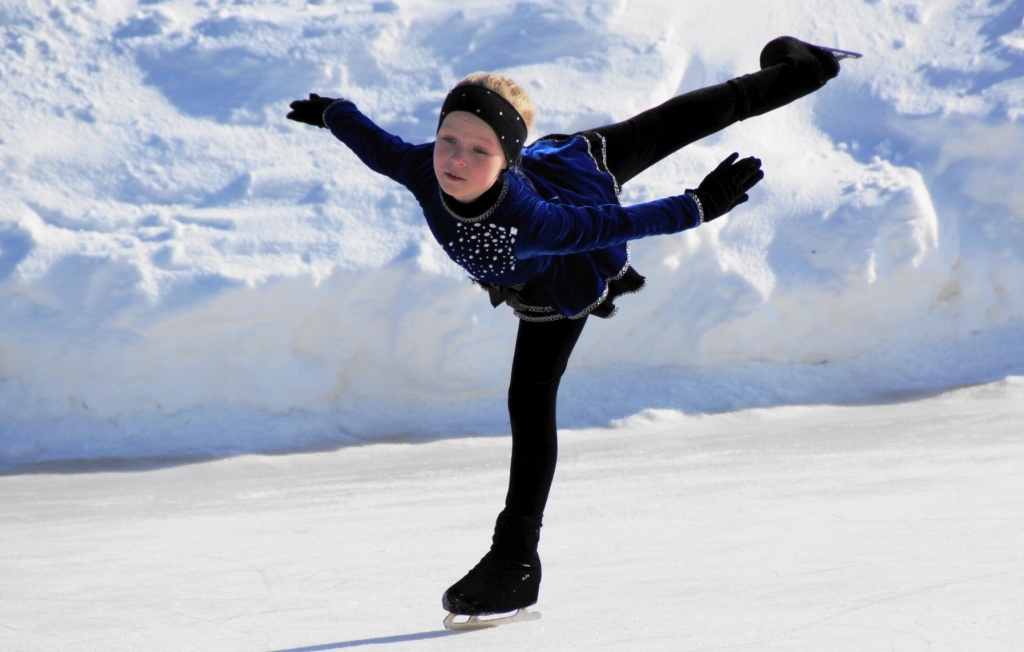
[[473, 147, 491, 155]]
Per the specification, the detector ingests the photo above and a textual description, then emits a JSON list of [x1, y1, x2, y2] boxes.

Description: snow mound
[[2, 0, 1024, 468]]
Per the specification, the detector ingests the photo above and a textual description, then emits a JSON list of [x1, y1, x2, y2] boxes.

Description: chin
[[440, 182, 463, 199]]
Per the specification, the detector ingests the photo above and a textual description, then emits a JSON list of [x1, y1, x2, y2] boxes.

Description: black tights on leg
[[502, 316, 588, 522], [587, 42, 837, 187], [588, 81, 745, 186], [443, 317, 588, 612], [497, 82, 750, 527]]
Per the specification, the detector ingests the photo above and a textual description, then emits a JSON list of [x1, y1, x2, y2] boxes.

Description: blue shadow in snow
[[270, 629, 462, 651], [0, 225, 34, 283], [135, 45, 320, 122]]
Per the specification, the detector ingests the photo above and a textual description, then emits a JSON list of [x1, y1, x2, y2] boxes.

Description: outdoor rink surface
[[3, 382, 1022, 651]]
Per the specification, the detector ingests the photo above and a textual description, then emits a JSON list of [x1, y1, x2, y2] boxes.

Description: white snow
[[1, 0, 1023, 649]]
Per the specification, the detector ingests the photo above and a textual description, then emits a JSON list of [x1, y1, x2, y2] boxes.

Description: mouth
[[443, 172, 464, 182]]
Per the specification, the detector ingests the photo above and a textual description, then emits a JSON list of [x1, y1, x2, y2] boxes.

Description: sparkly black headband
[[437, 85, 528, 166]]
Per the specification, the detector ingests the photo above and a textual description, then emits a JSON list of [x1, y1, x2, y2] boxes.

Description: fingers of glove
[[738, 168, 765, 194], [709, 155, 759, 191], [731, 156, 762, 179], [287, 96, 333, 125], [309, 93, 340, 105], [722, 157, 762, 191], [289, 100, 321, 115], [713, 152, 741, 174], [736, 155, 762, 171], [291, 95, 336, 109], [286, 109, 324, 127], [730, 193, 750, 209], [286, 104, 313, 118]]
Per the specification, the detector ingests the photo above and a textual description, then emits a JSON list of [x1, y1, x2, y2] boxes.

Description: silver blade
[[819, 46, 863, 61], [443, 608, 542, 631]]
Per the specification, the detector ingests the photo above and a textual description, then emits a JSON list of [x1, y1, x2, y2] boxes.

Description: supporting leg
[[503, 315, 589, 518], [442, 316, 588, 616]]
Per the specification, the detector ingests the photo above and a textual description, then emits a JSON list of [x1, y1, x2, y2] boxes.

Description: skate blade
[[819, 46, 863, 61], [443, 608, 541, 631]]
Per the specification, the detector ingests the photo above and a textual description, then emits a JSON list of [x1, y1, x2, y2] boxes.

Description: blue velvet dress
[[324, 100, 703, 320]]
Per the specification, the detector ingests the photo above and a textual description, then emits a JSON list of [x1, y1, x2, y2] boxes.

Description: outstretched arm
[[287, 95, 430, 190], [515, 193, 701, 258], [515, 153, 764, 258]]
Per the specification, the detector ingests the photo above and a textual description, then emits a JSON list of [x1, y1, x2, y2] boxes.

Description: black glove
[[286, 93, 339, 128], [688, 153, 764, 222]]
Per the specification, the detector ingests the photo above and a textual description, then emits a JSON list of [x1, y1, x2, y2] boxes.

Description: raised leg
[[589, 36, 842, 186]]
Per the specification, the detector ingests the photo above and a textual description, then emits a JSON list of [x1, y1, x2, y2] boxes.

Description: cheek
[[492, 161, 505, 181], [432, 147, 446, 175], [478, 158, 502, 181]]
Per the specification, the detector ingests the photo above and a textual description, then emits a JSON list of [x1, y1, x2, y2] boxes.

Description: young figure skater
[[288, 36, 846, 624]]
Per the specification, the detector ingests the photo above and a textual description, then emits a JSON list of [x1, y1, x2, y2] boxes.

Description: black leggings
[[498, 43, 838, 525], [502, 80, 749, 519], [503, 316, 588, 516], [591, 80, 745, 186]]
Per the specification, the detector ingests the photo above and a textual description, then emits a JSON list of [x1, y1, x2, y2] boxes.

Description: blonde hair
[[455, 72, 536, 131]]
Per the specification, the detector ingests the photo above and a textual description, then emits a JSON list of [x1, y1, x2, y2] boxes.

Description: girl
[[288, 36, 845, 624]]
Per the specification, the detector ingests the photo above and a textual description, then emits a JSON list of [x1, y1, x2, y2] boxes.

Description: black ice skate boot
[[730, 36, 842, 120], [442, 511, 542, 617]]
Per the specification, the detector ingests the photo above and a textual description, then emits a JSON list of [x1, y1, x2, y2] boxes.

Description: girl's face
[[434, 111, 506, 203]]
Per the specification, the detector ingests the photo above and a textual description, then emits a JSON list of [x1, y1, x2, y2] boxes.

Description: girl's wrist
[[685, 190, 706, 224]]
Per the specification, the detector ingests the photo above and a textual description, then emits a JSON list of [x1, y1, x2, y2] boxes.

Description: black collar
[[439, 171, 508, 221]]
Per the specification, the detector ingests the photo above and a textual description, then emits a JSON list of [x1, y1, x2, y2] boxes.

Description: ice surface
[[2, 384, 1021, 650]]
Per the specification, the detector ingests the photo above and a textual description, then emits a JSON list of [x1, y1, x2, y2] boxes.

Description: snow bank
[[2, 0, 1023, 468]]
